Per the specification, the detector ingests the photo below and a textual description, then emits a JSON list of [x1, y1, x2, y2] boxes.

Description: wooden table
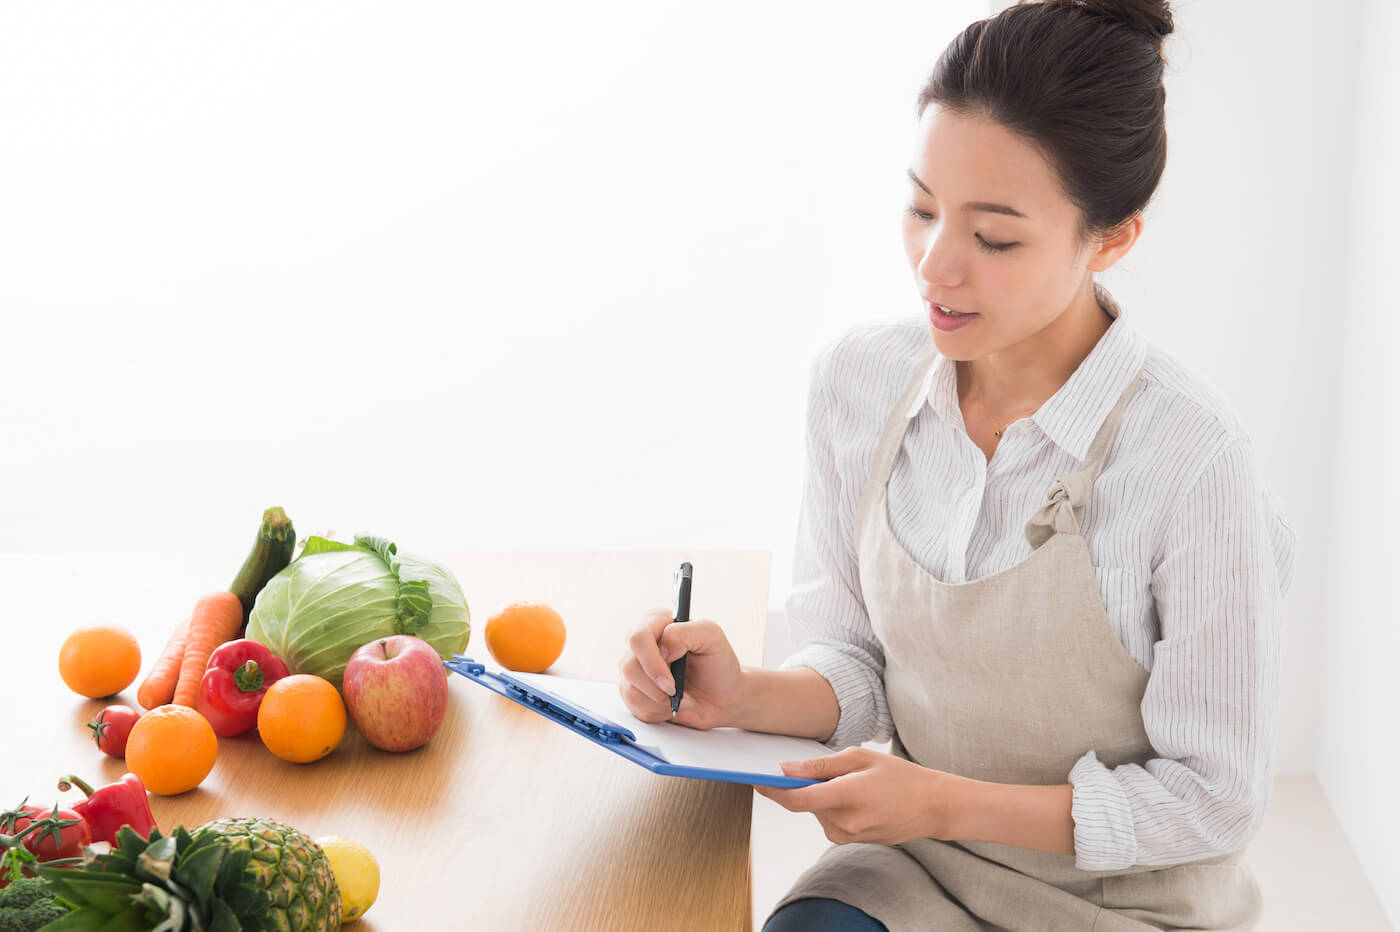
[[1, 549, 770, 930]]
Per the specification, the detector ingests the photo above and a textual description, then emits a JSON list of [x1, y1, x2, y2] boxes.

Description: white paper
[[508, 670, 836, 779]]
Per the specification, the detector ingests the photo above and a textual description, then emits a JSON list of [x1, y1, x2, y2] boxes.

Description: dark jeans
[[762, 897, 888, 931]]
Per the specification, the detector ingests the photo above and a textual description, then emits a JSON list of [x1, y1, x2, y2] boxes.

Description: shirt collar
[[905, 283, 1148, 463]]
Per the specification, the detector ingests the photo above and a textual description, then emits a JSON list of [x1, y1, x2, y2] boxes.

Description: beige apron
[[768, 351, 1262, 931]]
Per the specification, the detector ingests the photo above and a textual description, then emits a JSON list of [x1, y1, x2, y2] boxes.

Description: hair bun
[[1045, 0, 1174, 50]]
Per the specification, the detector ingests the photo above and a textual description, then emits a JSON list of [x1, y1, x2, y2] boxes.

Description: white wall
[[1317, 0, 1400, 921], [0, 0, 979, 589]]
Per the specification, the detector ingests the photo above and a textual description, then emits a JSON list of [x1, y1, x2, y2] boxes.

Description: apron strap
[[1025, 367, 1145, 550], [864, 344, 1145, 551], [867, 349, 942, 491]]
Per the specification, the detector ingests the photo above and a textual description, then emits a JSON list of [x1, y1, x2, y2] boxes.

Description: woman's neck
[[956, 279, 1113, 416]]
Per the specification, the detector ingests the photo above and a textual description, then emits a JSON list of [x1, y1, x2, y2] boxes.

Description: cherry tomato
[[3, 804, 91, 861], [87, 705, 141, 758]]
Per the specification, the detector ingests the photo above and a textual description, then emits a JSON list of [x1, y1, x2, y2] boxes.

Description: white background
[[2, 1, 1395, 922]]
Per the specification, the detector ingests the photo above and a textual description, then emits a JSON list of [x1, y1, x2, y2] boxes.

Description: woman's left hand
[[754, 747, 963, 846]]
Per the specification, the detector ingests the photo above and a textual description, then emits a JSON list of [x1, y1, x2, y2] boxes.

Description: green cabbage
[[246, 535, 470, 690]]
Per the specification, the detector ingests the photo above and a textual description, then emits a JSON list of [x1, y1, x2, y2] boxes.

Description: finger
[[628, 611, 680, 696], [770, 778, 847, 814], [754, 785, 798, 808], [618, 654, 670, 707], [780, 748, 865, 782], [761, 784, 840, 815], [620, 682, 673, 724]]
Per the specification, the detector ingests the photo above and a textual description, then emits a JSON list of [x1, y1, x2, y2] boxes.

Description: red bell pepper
[[56, 774, 157, 847], [195, 638, 289, 736]]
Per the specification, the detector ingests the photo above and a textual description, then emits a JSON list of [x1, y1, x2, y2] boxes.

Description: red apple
[[343, 635, 449, 752]]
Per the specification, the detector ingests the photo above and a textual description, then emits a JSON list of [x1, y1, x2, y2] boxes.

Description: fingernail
[[780, 761, 801, 774], [659, 646, 670, 661], [656, 675, 674, 696]]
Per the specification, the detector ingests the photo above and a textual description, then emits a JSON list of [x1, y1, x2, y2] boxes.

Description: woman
[[618, 0, 1295, 928]]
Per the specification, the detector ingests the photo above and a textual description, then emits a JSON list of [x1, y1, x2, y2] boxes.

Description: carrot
[[137, 616, 191, 710], [172, 591, 245, 708]]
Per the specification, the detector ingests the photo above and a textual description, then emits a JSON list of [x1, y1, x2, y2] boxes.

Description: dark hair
[[916, 0, 1175, 240]]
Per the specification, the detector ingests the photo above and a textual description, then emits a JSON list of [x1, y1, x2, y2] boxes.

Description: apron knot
[[1024, 471, 1092, 549]]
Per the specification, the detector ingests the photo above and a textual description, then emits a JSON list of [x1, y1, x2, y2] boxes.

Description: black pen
[[669, 562, 692, 717]]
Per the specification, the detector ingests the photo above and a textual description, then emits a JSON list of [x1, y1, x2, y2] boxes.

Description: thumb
[[781, 749, 853, 780]]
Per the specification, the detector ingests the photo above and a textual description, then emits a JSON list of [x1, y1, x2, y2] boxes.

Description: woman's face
[[901, 104, 1102, 361]]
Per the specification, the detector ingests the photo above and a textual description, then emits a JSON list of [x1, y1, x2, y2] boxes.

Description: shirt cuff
[[777, 642, 886, 750], [1068, 749, 1140, 871]]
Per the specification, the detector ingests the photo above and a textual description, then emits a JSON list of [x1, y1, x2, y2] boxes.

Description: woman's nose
[[916, 228, 964, 290]]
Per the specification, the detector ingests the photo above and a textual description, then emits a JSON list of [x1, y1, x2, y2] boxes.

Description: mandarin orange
[[58, 624, 142, 698], [125, 704, 218, 795], [258, 674, 346, 764], [484, 601, 567, 673]]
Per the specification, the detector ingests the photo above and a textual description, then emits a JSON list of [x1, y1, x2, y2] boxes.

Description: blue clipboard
[[444, 655, 818, 788]]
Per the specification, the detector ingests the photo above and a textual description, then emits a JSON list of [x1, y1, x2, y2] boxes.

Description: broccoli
[[0, 876, 69, 932]]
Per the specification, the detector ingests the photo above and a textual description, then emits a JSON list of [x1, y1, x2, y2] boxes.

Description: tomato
[[87, 705, 141, 758], [2, 804, 91, 861]]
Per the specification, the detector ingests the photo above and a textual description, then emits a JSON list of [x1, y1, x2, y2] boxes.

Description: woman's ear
[[1086, 214, 1144, 272]]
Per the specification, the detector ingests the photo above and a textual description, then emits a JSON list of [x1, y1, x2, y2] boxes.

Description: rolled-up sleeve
[[1069, 436, 1297, 870], [777, 343, 893, 751]]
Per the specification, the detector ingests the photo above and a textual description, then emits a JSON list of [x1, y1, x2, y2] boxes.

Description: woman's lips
[[928, 301, 978, 332]]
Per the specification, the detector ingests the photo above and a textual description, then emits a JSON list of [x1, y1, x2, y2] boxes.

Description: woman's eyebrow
[[906, 169, 1030, 219]]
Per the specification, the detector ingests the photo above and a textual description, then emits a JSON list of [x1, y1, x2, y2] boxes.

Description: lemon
[[315, 835, 380, 923]]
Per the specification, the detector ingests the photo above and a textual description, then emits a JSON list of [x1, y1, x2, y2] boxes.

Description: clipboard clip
[[505, 683, 633, 743], [445, 655, 637, 745]]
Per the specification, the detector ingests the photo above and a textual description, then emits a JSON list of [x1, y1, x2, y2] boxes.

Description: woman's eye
[[906, 205, 1019, 254], [975, 235, 1018, 254]]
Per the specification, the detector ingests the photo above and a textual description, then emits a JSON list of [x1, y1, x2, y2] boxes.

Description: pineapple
[[201, 818, 341, 932], [37, 817, 342, 932]]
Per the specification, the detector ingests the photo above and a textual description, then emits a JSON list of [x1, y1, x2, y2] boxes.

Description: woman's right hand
[[618, 608, 744, 730]]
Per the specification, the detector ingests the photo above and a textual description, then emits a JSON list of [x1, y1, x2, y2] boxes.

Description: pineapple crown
[[38, 824, 274, 932]]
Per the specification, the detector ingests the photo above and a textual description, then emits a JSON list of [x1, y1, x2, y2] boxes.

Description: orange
[[58, 624, 142, 698], [126, 705, 218, 795], [484, 601, 567, 673], [258, 674, 347, 764]]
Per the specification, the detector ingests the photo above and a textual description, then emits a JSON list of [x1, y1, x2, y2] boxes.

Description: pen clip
[[673, 561, 692, 622]]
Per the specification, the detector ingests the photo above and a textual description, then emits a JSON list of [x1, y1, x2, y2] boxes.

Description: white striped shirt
[[777, 291, 1297, 871]]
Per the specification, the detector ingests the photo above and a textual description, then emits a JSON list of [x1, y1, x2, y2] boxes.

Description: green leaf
[[49, 879, 141, 913], [136, 834, 177, 882], [208, 897, 242, 932], [172, 837, 224, 915], [134, 881, 184, 932], [96, 844, 141, 875], [110, 826, 153, 860], [0, 842, 38, 883], [97, 911, 154, 932], [37, 868, 141, 910], [27, 905, 113, 932], [298, 536, 360, 557], [213, 847, 249, 891], [356, 535, 396, 561], [394, 579, 433, 634], [352, 535, 434, 633]]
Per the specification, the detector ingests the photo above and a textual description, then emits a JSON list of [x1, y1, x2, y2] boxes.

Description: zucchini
[[229, 506, 296, 632]]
